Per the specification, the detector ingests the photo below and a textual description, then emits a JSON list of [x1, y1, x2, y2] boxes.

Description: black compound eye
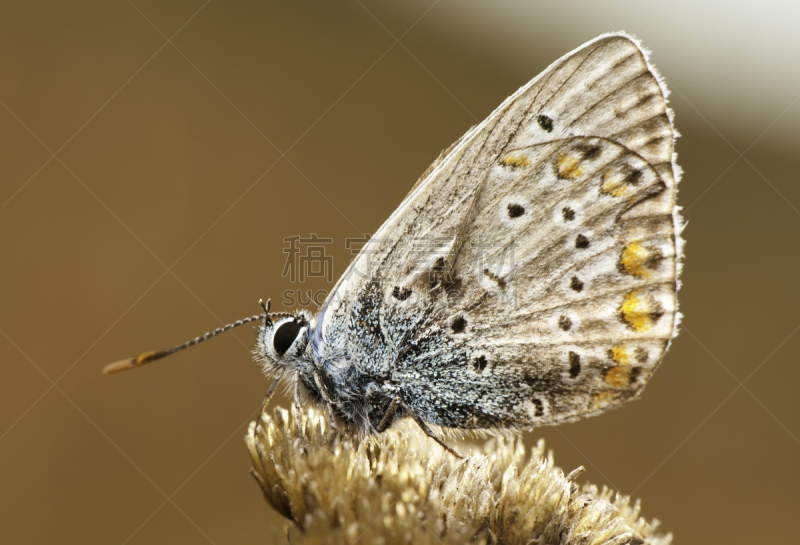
[[273, 320, 301, 355]]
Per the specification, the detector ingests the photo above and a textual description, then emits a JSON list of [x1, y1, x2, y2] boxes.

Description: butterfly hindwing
[[387, 133, 678, 429]]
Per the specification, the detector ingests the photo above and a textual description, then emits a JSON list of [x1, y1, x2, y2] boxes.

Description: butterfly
[[105, 32, 683, 457]]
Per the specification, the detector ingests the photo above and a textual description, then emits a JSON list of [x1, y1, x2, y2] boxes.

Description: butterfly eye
[[273, 320, 302, 355]]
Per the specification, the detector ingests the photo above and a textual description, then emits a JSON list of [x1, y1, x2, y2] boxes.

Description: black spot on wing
[[392, 286, 412, 301], [537, 114, 553, 132], [569, 352, 581, 378], [570, 276, 584, 292], [507, 203, 525, 218], [575, 142, 602, 160], [575, 234, 590, 249], [451, 315, 467, 333], [532, 398, 545, 417], [622, 165, 643, 186], [483, 268, 506, 289]]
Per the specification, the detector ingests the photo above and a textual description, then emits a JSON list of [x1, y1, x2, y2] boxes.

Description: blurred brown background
[[1, 1, 798, 543]]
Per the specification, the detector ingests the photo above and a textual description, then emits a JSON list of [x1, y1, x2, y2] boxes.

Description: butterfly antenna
[[103, 299, 272, 375]]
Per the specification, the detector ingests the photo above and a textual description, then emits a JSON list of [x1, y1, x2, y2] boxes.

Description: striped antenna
[[102, 300, 272, 375]]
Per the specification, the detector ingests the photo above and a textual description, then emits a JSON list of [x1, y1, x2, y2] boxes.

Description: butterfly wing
[[315, 33, 682, 431]]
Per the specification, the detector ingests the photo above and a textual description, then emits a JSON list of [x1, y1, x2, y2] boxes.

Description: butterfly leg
[[397, 399, 462, 459], [252, 379, 279, 444], [258, 378, 279, 417], [376, 396, 401, 433], [293, 378, 305, 438], [312, 368, 340, 434], [311, 369, 343, 451]]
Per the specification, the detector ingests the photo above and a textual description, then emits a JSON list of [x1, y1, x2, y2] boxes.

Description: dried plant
[[247, 406, 671, 545]]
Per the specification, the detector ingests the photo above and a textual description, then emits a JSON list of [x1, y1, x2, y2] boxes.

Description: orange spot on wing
[[502, 153, 531, 168], [619, 242, 651, 277], [601, 171, 628, 197], [593, 391, 618, 406], [605, 345, 631, 387], [609, 344, 630, 365], [605, 368, 629, 388], [557, 153, 583, 179], [620, 291, 655, 332]]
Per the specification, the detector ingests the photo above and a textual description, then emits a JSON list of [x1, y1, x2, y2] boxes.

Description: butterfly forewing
[[316, 33, 681, 431]]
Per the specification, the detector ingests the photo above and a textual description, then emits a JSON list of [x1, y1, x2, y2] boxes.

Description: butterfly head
[[256, 309, 313, 377]]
